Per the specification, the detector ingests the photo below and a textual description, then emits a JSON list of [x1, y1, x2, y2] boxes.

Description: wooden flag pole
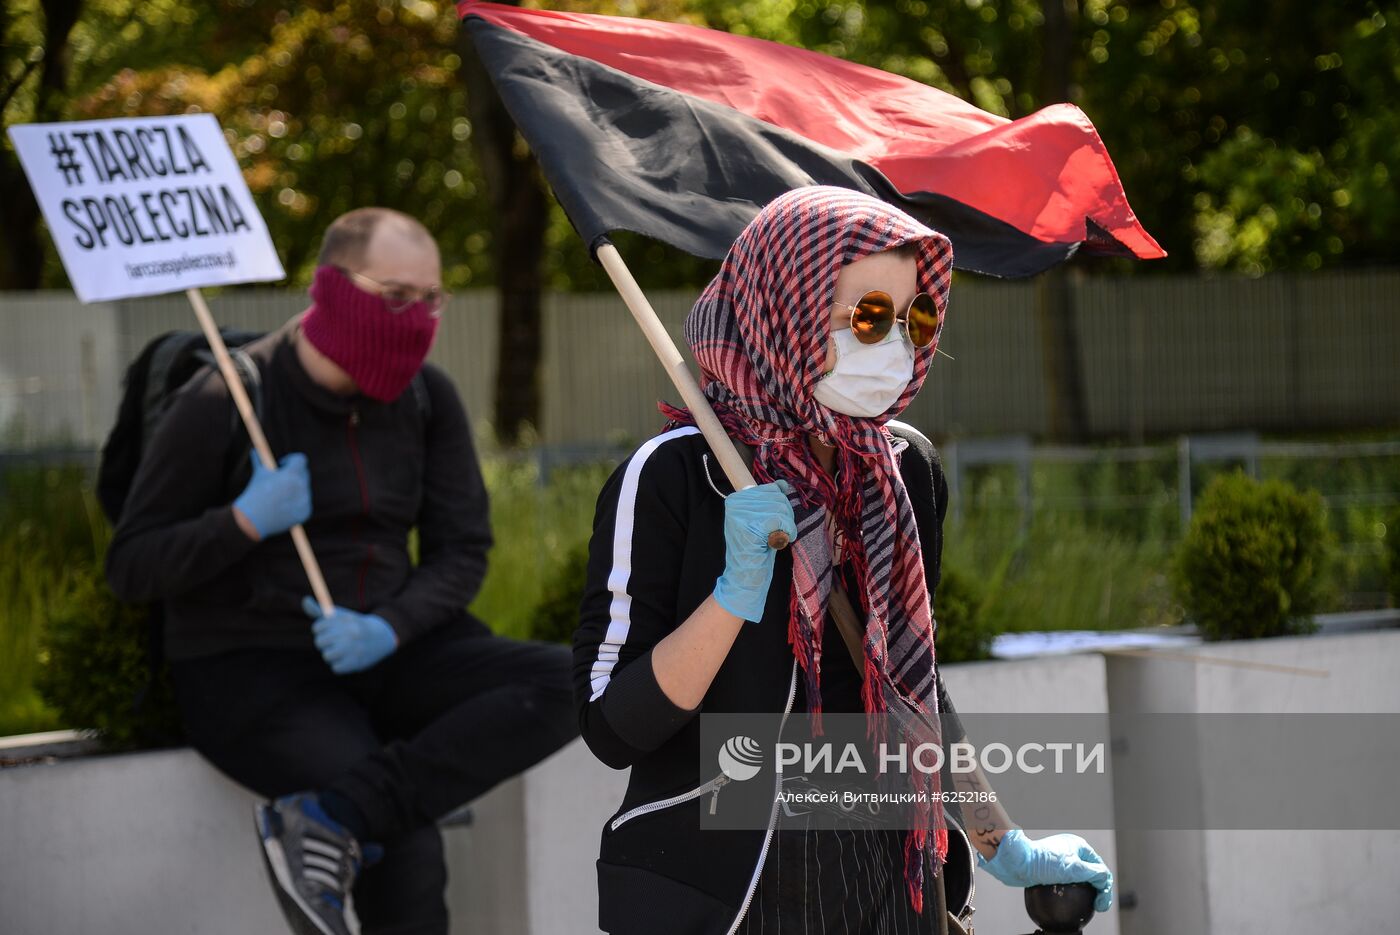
[[185, 287, 336, 614], [595, 242, 789, 549]]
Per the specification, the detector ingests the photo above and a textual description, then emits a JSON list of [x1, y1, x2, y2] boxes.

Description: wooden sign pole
[[185, 287, 335, 615]]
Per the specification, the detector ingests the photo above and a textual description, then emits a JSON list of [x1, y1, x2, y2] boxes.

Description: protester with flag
[[572, 187, 1114, 934], [461, 4, 1149, 930]]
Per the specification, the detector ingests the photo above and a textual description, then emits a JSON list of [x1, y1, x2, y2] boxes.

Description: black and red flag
[[457, 1, 1164, 277]]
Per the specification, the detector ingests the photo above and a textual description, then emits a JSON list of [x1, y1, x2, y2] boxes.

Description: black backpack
[[97, 328, 266, 527]]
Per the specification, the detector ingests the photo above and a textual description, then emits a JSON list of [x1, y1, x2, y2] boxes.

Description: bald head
[[318, 206, 441, 297], [318, 207, 435, 268]]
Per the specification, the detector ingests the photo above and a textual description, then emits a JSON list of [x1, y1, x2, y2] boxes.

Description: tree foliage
[[4, 1, 1396, 439], [686, 0, 1400, 276], [5, 0, 1396, 288]]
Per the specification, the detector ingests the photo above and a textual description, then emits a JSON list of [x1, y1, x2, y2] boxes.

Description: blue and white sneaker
[[255, 792, 366, 935]]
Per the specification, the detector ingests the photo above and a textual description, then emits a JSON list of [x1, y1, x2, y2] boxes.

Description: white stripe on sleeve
[[589, 426, 700, 701]]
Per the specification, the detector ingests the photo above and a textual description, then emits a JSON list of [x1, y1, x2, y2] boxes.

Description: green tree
[[65, 3, 493, 283], [1, 0, 83, 289], [459, 1, 549, 445], [6, 1, 1398, 437]]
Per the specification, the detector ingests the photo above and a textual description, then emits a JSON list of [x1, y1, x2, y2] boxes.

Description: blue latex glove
[[233, 451, 312, 540], [713, 480, 798, 622], [976, 828, 1114, 912], [301, 596, 399, 674]]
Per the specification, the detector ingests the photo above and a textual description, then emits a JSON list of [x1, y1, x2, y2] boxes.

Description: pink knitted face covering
[[301, 264, 440, 401]]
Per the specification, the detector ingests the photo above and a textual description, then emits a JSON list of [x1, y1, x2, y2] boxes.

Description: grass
[[0, 465, 102, 736], [469, 457, 616, 640], [940, 441, 1400, 634], [945, 509, 1178, 638]]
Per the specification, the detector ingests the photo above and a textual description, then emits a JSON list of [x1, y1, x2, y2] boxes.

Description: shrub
[[0, 467, 107, 737], [0, 538, 63, 735], [36, 563, 182, 751], [933, 564, 996, 663], [1170, 471, 1335, 640], [1384, 506, 1400, 608], [471, 459, 613, 640], [529, 542, 591, 645]]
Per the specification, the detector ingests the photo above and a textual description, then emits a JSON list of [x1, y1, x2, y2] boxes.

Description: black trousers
[[170, 614, 579, 935]]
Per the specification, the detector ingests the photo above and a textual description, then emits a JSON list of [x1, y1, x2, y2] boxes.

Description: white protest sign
[[7, 113, 285, 302]]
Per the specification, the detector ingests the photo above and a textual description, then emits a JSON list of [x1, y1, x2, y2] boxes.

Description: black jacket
[[573, 421, 965, 935], [104, 317, 493, 661]]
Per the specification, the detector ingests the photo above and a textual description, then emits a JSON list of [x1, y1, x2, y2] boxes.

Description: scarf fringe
[[790, 590, 825, 736]]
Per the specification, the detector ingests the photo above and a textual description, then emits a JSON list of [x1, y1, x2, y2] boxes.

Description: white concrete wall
[[1105, 630, 1400, 935], [941, 651, 1122, 935], [520, 739, 626, 934], [0, 749, 287, 934], [0, 738, 620, 935], [3, 631, 1396, 935], [0, 658, 1112, 935]]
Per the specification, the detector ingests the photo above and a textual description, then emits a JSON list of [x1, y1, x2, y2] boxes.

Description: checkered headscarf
[[660, 185, 954, 911]]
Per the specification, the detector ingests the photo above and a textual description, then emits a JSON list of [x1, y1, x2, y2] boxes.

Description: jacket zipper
[[346, 407, 374, 611], [726, 657, 799, 935], [609, 771, 731, 832], [709, 774, 732, 815]]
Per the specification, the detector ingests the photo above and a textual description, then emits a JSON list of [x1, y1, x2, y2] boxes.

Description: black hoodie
[[573, 420, 965, 935], [104, 317, 493, 661]]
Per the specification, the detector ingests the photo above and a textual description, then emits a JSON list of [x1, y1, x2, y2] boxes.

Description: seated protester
[[572, 187, 1114, 934], [105, 207, 579, 935]]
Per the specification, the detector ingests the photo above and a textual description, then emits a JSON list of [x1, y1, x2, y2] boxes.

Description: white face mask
[[812, 326, 914, 418]]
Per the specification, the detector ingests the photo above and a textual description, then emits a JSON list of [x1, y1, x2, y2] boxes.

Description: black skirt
[[736, 811, 945, 935], [739, 560, 966, 934]]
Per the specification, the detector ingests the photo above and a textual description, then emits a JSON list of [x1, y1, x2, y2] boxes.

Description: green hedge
[[933, 565, 996, 663], [529, 542, 590, 646], [37, 564, 182, 751], [1170, 471, 1335, 640], [1384, 506, 1400, 608], [0, 465, 103, 736]]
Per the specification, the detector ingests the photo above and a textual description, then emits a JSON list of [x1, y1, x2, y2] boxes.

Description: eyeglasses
[[832, 290, 944, 349], [340, 267, 449, 317]]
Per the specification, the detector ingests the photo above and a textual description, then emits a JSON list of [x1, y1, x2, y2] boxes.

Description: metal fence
[[946, 431, 1400, 527], [5, 428, 1394, 611], [2, 268, 1398, 452]]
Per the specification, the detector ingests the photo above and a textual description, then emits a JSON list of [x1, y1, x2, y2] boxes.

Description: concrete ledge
[[942, 650, 1122, 935], [1104, 628, 1400, 935], [3, 629, 1396, 935], [0, 735, 620, 935], [0, 747, 290, 934], [0, 729, 103, 765]]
